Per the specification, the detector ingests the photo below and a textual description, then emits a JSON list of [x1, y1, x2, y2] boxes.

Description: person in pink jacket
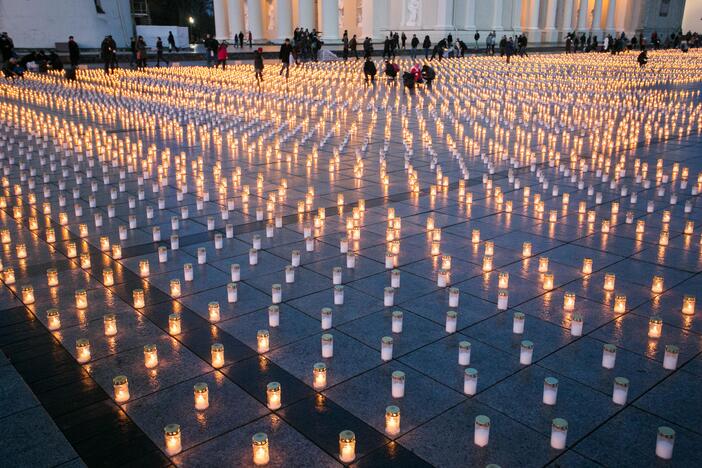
[[217, 42, 228, 70]]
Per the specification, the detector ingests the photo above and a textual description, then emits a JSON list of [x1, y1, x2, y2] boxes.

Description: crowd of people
[[2, 26, 701, 82]]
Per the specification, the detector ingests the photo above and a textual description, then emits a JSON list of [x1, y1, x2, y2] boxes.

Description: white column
[[227, 0, 244, 39], [436, 0, 454, 30], [562, 0, 574, 33], [214, 0, 230, 39], [298, 0, 315, 30], [247, 0, 264, 40], [512, 0, 523, 33], [370, 0, 387, 40], [577, 0, 588, 31], [544, 0, 558, 42], [591, 0, 603, 36], [526, 0, 541, 41], [492, 0, 504, 31], [321, 0, 339, 40], [605, 0, 616, 35], [464, 0, 476, 30], [275, 0, 293, 40]]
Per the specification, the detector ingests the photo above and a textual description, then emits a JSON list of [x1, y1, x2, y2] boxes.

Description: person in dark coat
[[279, 38, 292, 79], [637, 49, 648, 67], [167, 31, 178, 52], [363, 37, 373, 59], [410, 34, 419, 59], [349, 34, 358, 60], [239, 32, 245, 48], [363, 57, 376, 84], [423, 35, 431, 59], [505, 37, 515, 64], [129, 37, 136, 66], [499, 35, 507, 56], [100, 36, 114, 74], [383, 36, 391, 59], [2, 57, 23, 79], [401, 32, 407, 49], [136, 36, 147, 70], [342, 30, 349, 61], [48, 52, 63, 71], [68, 36, 80, 68], [422, 64, 435, 90], [430, 38, 447, 61], [254, 47, 264, 84], [107, 35, 119, 69], [156, 37, 169, 67], [0, 32, 14, 62], [248, 31, 253, 48]]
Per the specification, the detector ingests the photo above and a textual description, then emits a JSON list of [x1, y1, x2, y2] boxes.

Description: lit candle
[[614, 295, 627, 313], [144, 344, 158, 368], [103, 314, 117, 336], [66, 242, 77, 258], [648, 316, 663, 338], [170, 279, 181, 297], [512, 312, 525, 334], [659, 230, 669, 246], [206, 301, 220, 322], [164, 424, 182, 456], [496, 272, 509, 290], [291, 250, 300, 267], [80, 253, 92, 269], [211, 343, 224, 368], [111, 244, 122, 259], [103, 268, 114, 286], [194, 382, 209, 410], [663, 344, 679, 370], [381, 336, 394, 361], [3, 268, 14, 285], [257, 330, 270, 353], [313, 362, 327, 389], [197, 247, 206, 264], [682, 295, 695, 315], [651, 276, 664, 294], [612, 377, 629, 405], [390, 310, 403, 333], [543, 272, 554, 291], [482, 255, 493, 272], [655, 426, 675, 460], [602, 343, 617, 369], [132, 289, 145, 308], [76, 338, 91, 363], [321, 307, 333, 330], [321, 333, 334, 358], [392, 370, 405, 398], [75, 289, 88, 309], [16, 243, 27, 259], [538, 257, 549, 273], [520, 340, 534, 365], [464, 368, 478, 396], [448, 287, 460, 308], [603, 273, 616, 292], [158, 246, 168, 263], [139, 259, 150, 277], [169, 313, 181, 335], [285, 265, 295, 283], [582, 258, 593, 274], [391, 269, 401, 288], [570, 313, 583, 337], [47, 268, 59, 287], [112, 375, 130, 402], [473, 415, 490, 447], [550, 418, 568, 449], [385, 405, 401, 437], [484, 241, 494, 256], [338, 430, 356, 463], [522, 242, 532, 257], [472, 229, 481, 244], [271, 284, 282, 304], [267, 381, 281, 410], [497, 290, 509, 310], [563, 292, 576, 311], [21, 286, 35, 304], [47, 308, 61, 330], [543, 377, 559, 405], [251, 432, 270, 465]]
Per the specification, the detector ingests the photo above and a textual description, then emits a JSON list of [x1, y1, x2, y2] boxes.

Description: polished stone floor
[[1, 50, 702, 467]]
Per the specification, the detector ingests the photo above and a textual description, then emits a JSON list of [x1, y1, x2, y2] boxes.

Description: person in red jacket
[[217, 42, 228, 70]]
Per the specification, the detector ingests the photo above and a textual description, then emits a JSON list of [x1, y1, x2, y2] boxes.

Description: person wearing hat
[[254, 47, 264, 84]]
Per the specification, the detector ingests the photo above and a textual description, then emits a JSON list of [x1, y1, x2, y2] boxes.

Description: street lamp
[[188, 16, 195, 25]]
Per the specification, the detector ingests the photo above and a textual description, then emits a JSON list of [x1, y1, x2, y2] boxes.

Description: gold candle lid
[[313, 362, 326, 372], [446, 310, 458, 319], [658, 426, 675, 439], [521, 340, 534, 349], [339, 430, 355, 442], [112, 375, 128, 386], [144, 344, 157, 353], [321, 333, 333, 343], [267, 381, 280, 392], [513, 311, 525, 320], [381, 336, 393, 345], [76, 338, 89, 348], [665, 344, 679, 354], [614, 377, 629, 387], [475, 415, 491, 428], [459, 340, 471, 350], [164, 424, 180, 436], [392, 310, 403, 318], [211, 343, 224, 352], [321, 307, 332, 316], [193, 382, 208, 393], [385, 405, 400, 416], [603, 343, 617, 353], [465, 367, 478, 378], [257, 329, 270, 338], [544, 376, 559, 388], [47, 308, 59, 317], [552, 418, 568, 430], [392, 370, 405, 381], [252, 432, 268, 445]]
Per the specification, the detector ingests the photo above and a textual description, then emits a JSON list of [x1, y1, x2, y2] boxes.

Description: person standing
[[156, 37, 169, 67], [505, 37, 515, 64], [233, 33, 239, 48], [423, 35, 431, 59], [167, 31, 178, 52], [248, 31, 253, 48], [239, 31, 245, 49], [474, 31, 480, 51], [0, 32, 14, 62], [410, 34, 419, 60], [129, 37, 137, 67], [349, 34, 358, 60], [107, 35, 119, 69], [279, 38, 292, 79], [401, 32, 407, 50], [342, 30, 349, 61], [100, 35, 113, 74], [204, 34, 218, 66], [216, 42, 228, 70], [68, 36, 80, 68], [363, 57, 376, 85], [254, 47, 264, 84], [363, 36, 373, 59], [136, 36, 147, 70]]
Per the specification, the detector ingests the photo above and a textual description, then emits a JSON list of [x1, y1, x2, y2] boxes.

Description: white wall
[[0, 0, 133, 49], [135, 26, 190, 50], [683, 0, 702, 32]]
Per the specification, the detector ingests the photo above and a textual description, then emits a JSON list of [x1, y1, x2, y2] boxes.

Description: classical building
[[214, 0, 688, 44]]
